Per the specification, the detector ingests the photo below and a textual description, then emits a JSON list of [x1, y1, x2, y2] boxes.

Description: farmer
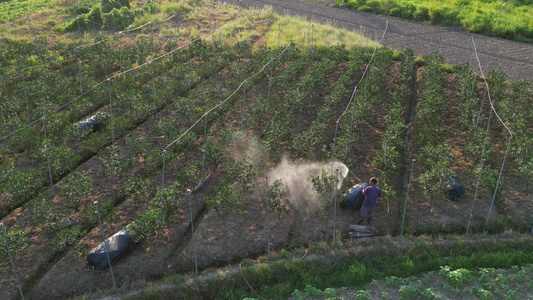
[[358, 177, 383, 225]]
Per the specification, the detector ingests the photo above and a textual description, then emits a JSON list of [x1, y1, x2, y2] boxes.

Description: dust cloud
[[267, 156, 349, 212], [225, 131, 348, 212]]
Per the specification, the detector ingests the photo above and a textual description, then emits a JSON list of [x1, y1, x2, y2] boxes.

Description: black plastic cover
[[86, 229, 135, 271], [340, 182, 368, 211], [448, 177, 465, 201], [78, 114, 100, 130]]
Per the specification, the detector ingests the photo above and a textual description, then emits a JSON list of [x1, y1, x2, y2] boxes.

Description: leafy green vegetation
[[337, 0, 533, 41], [74, 236, 533, 299], [1, 1, 532, 299], [0, 0, 51, 24]]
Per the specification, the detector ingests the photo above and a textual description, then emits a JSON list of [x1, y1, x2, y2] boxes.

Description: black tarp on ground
[[447, 176, 465, 201], [77, 112, 104, 130], [340, 183, 368, 211], [86, 229, 135, 271]]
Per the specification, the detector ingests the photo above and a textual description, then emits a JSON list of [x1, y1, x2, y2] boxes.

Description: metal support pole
[[119, 46, 123, 73], [468, 75, 477, 101], [151, 61, 156, 115], [486, 136, 512, 225], [363, 69, 368, 100], [480, 105, 493, 161], [160, 150, 166, 222], [400, 159, 416, 237], [265, 175, 270, 256], [187, 189, 198, 275], [112, 13, 116, 32], [277, 25, 280, 48], [349, 90, 358, 132], [1, 223, 25, 300], [42, 117, 53, 189], [201, 115, 208, 174], [22, 69, 30, 124], [332, 168, 339, 244], [241, 80, 247, 127], [268, 60, 273, 102], [466, 159, 486, 236], [94, 201, 116, 289], [187, 48, 191, 91], [474, 89, 487, 133], [330, 121, 340, 173], [107, 79, 115, 145], [27, 13, 41, 62], [78, 48, 83, 96], [311, 24, 314, 47]]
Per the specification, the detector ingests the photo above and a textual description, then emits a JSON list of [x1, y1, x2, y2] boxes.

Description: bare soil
[[1, 1, 532, 300]]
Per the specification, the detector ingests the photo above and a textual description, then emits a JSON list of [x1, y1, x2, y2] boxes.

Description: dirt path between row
[[222, 0, 533, 81]]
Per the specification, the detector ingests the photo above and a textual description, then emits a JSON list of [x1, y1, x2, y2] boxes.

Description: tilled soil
[[222, 0, 533, 81]]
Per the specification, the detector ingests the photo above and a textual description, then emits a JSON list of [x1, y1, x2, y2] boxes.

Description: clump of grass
[[264, 13, 381, 50]]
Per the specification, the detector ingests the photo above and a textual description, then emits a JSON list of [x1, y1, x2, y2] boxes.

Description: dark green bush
[[64, 15, 90, 32], [102, 7, 137, 31], [101, 0, 130, 14], [66, 0, 93, 15]]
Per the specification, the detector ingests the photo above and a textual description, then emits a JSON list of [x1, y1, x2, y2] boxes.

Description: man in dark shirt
[[358, 177, 383, 225]]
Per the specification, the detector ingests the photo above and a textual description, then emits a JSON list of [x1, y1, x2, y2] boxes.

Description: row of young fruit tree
[[1, 5, 533, 299]]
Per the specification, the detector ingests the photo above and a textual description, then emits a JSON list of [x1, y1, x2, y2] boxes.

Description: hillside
[[0, 0, 532, 299]]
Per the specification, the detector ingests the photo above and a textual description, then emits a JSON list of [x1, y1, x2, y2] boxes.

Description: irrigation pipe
[[239, 262, 267, 300], [164, 42, 293, 150]]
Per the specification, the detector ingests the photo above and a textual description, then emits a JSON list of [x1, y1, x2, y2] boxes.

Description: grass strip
[[337, 0, 533, 42], [196, 237, 533, 299]]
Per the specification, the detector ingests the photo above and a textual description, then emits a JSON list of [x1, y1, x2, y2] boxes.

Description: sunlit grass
[[339, 0, 533, 41], [0, 0, 51, 24], [265, 12, 380, 50]]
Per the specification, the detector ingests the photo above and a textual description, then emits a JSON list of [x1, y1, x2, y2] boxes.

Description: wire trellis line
[[163, 42, 293, 150], [330, 20, 388, 173], [0, 27, 218, 143], [337, 20, 388, 125], [471, 37, 513, 138]]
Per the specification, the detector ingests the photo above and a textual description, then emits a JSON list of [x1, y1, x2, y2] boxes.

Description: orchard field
[[0, 0, 532, 299]]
